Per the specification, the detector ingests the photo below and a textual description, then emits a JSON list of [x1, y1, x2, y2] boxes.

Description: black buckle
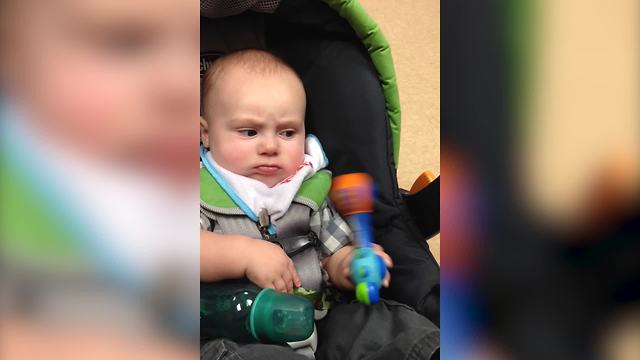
[[272, 233, 317, 257]]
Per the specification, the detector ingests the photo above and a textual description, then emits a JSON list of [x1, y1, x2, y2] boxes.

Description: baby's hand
[[243, 239, 302, 294], [322, 244, 393, 290]]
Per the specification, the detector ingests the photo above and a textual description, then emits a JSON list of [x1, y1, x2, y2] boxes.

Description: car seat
[[200, 0, 440, 325]]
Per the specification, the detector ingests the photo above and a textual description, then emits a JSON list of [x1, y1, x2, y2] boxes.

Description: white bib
[[204, 135, 328, 222]]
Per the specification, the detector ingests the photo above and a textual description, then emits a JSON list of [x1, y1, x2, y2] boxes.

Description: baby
[[199, 49, 391, 295]]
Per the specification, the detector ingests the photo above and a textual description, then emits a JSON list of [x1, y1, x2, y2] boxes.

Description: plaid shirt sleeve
[[310, 201, 353, 257]]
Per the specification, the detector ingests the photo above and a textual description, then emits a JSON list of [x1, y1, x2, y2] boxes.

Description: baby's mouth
[[254, 165, 281, 175]]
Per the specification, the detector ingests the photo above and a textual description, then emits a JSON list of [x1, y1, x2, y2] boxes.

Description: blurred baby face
[[201, 66, 306, 188], [0, 0, 199, 182]]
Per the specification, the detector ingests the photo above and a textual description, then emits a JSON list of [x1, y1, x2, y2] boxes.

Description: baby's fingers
[[273, 278, 287, 293], [372, 244, 393, 268], [282, 271, 294, 294], [342, 265, 351, 280], [382, 269, 391, 288], [288, 260, 302, 288]]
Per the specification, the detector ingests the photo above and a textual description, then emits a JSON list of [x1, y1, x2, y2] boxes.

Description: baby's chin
[[247, 173, 290, 188], [250, 176, 283, 188]]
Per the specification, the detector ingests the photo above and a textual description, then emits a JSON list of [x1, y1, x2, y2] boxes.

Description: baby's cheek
[[213, 138, 251, 168], [284, 146, 306, 176], [221, 148, 245, 164], [295, 143, 306, 166]]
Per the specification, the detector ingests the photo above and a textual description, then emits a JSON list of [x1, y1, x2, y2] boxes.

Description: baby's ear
[[200, 117, 210, 147]]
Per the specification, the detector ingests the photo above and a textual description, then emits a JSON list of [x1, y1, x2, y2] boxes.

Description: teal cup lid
[[249, 288, 314, 343]]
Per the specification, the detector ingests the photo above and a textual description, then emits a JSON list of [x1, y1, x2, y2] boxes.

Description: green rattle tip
[[355, 283, 371, 305]]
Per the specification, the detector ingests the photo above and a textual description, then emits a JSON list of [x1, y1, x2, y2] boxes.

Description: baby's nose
[[258, 136, 279, 155]]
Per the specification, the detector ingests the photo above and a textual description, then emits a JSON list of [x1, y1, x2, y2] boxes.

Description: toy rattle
[[329, 173, 387, 305]]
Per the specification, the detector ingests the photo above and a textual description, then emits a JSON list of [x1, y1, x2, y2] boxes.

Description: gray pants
[[201, 300, 440, 360]]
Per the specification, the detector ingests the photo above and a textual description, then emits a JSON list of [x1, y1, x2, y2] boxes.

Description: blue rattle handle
[[349, 213, 386, 305]]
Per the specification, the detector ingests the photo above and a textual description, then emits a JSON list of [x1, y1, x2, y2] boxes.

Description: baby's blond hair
[[202, 49, 302, 117]]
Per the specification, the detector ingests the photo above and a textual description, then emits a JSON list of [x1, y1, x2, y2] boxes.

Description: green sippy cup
[[200, 280, 314, 343]]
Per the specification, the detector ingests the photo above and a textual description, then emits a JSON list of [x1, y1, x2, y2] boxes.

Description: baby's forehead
[[210, 61, 296, 90], [205, 51, 302, 89], [204, 64, 305, 111]]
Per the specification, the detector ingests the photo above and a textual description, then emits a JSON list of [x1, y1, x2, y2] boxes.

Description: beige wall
[[359, 0, 440, 261]]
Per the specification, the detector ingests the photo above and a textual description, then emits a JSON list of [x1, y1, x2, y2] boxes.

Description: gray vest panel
[[202, 202, 324, 292]]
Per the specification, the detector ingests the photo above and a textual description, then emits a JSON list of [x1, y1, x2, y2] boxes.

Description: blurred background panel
[[0, 0, 200, 358], [442, 0, 639, 359]]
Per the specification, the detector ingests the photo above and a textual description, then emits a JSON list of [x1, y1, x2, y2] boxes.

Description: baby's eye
[[96, 29, 152, 58], [279, 130, 297, 139], [238, 129, 258, 137]]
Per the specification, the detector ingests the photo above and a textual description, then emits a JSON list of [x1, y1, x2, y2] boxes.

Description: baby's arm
[[200, 230, 301, 293], [200, 230, 250, 282]]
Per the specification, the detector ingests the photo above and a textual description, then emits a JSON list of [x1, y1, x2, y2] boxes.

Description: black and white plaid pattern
[[201, 199, 353, 257], [310, 202, 353, 257], [201, 0, 281, 17]]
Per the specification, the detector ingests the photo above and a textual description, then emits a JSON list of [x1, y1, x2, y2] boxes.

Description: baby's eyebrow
[[228, 117, 303, 129], [228, 117, 263, 127], [277, 119, 304, 128]]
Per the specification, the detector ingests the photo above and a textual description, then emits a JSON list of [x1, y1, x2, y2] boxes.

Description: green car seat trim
[[322, 0, 401, 166], [200, 168, 332, 212]]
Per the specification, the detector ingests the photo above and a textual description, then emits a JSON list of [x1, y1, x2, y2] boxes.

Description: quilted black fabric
[[201, 0, 280, 17]]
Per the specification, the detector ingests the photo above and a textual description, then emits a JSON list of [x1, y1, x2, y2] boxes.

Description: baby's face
[[202, 66, 306, 187]]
